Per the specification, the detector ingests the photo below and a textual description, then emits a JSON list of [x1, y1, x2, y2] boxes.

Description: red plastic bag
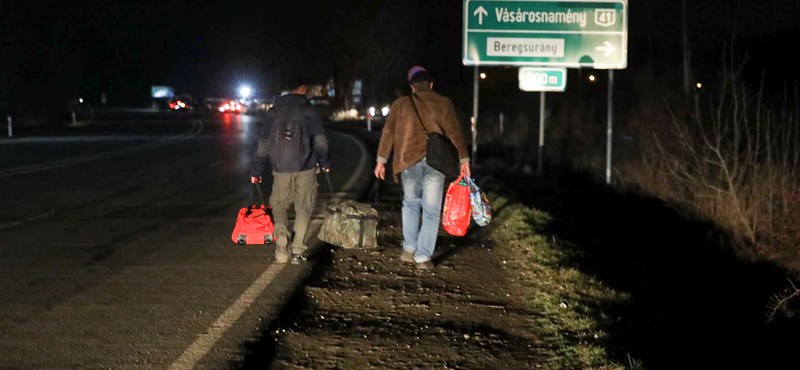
[[441, 175, 471, 236]]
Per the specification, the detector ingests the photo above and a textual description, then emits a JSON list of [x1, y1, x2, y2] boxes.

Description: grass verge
[[486, 192, 640, 369]]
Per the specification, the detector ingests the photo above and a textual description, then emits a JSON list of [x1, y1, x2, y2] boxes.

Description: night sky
[[2, 1, 799, 117]]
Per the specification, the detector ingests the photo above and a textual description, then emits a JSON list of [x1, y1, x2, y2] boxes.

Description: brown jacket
[[376, 90, 470, 177]]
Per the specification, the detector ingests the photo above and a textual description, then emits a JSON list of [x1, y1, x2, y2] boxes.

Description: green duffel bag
[[318, 199, 379, 249]]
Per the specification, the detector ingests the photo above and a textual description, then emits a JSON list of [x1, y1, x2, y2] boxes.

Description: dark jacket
[[376, 90, 470, 176], [250, 93, 330, 175]]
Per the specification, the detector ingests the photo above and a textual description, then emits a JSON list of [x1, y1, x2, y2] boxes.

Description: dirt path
[[249, 185, 551, 369]]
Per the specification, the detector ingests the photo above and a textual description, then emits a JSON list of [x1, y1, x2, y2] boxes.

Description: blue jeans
[[401, 159, 445, 263]]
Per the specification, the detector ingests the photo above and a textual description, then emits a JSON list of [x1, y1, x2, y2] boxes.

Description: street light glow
[[239, 85, 252, 98]]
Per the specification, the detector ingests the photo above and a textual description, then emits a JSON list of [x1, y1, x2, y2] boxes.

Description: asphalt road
[[0, 112, 374, 369]]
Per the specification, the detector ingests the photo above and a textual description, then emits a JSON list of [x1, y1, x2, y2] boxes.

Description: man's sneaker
[[290, 254, 305, 265], [400, 251, 415, 264], [275, 234, 289, 264], [292, 244, 309, 256], [415, 260, 434, 271]]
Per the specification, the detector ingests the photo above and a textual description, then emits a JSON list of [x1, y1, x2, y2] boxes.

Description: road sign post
[[464, 0, 627, 181], [518, 66, 567, 174], [472, 66, 479, 166], [463, 0, 628, 68]]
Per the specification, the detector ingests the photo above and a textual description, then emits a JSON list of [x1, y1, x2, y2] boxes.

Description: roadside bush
[[618, 50, 800, 280], [534, 46, 800, 289]]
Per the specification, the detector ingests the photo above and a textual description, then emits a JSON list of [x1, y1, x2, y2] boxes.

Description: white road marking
[[168, 263, 285, 370], [2, 121, 370, 368], [170, 130, 370, 369], [0, 121, 203, 178], [0, 122, 204, 230], [0, 211, 56, 230], [338, 133, 368, 199]]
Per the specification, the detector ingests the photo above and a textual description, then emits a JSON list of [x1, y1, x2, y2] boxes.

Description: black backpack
[[269, 104, 311, 172]]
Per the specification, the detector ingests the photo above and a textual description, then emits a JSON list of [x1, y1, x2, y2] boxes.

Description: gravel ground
[[245, 182, 552, 369]]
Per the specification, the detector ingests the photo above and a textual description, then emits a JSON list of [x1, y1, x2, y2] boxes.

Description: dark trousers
[[270, 168, 318, 255]]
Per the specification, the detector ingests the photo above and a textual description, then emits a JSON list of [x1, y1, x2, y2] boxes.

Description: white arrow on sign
[[473, 6, 488, 25], [595, 41, 615, 56]]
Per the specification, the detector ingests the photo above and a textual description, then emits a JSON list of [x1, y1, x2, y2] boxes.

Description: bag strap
[[409, 94, 428, 134], [323, 170, 335, 194], [410, 93, 447, 134], [248, 183, 267, 207], [327, 168, 379, 207], [410, 94, 462, 180], [358, 219, 365, 248], [367, 179, 379, 205]]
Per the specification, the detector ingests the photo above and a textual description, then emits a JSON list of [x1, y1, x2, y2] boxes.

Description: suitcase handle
[[248, 183, 267, 206], [323, 171, 335, 194], [245, 185, 271, 216]]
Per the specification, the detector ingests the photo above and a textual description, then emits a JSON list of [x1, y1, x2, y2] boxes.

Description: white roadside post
[[6, 115, 12, 138], [499, 112, 504, 144]]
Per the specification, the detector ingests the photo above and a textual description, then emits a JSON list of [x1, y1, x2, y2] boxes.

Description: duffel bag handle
[[245, 184, 270, 216], [248, 183, 267, 207]]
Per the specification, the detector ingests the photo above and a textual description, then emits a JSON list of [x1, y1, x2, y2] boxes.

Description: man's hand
[[460, 162, 471, 178], [251, 176, 262, 184], [374, 163, 386, 180]]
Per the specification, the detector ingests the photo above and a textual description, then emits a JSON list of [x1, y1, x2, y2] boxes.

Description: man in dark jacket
[[251, 82, 330, 264], [374, 66, 471, 270]]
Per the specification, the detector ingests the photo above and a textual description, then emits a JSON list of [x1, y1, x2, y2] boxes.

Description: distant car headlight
[[381, 106, 390, 117]]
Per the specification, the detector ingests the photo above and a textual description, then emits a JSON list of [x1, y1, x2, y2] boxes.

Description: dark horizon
[[2, 1, 798, 117]]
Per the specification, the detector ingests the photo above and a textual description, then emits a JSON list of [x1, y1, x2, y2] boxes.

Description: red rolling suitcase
[[231, 184, 275, 245]]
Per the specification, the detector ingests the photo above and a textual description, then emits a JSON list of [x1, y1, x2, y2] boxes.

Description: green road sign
[[463, 0, 628, 69], [519, 67, 567, 91]]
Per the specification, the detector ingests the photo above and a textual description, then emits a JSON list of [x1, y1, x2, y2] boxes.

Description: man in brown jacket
[[374, 66, 471, 270]]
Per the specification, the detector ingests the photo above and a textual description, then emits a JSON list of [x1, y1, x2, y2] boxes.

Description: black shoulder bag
[[409, 94, 460, 182]]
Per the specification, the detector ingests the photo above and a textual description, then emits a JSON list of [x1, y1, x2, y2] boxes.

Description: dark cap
[[282, 71, 312, 90], [408, 65, 433, 84]]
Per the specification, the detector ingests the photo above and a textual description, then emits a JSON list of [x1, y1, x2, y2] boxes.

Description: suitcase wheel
[[237, 234, 246, 245]]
